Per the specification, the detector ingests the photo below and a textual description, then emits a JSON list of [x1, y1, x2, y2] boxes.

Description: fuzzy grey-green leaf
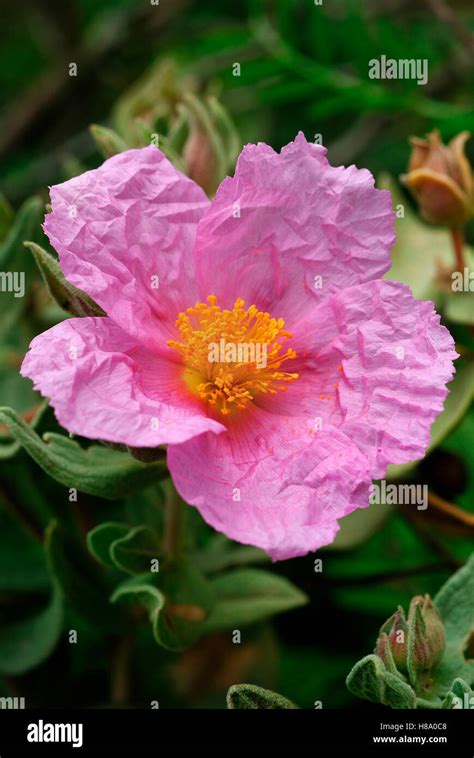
[[226, 684, 297, 709], [346, 654, 416, 708], [0, 407, 167, 498], [25, 240, 105, 317]]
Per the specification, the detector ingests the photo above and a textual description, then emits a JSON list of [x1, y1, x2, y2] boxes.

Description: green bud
[[375, 594, 445, 688], [180, 93, 228, 196], [407, 595, 445, 680], [89, 124, 127, 158], [377, 606, 409, 672]]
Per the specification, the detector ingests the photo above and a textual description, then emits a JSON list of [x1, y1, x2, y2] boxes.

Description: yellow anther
[[168, 295, 299, 416]]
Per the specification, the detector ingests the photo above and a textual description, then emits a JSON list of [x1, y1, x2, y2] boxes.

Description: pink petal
[[21, 317, 225, 446], [168, 411, 371, 560], [44, 146, 209, 353], [286, 279, 457, 478], [195, 132, 395, 324]]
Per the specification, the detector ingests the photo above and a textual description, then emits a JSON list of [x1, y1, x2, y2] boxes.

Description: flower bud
[[376, 606, 409, 672], [180, 93, 235, 196], [408, 594, 445, 673], [401, 130, 474, 227], [375, 594, 445, 681], [89, 124, 127, 159], [183, 127, 218, 196]]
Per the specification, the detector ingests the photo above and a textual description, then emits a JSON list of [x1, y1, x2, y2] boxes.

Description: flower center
[[167, 295, 299, 416]]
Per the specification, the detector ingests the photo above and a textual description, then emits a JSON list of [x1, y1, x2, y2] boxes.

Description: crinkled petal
[[168, 412, 371, 560], [44, 146, 209, 353], [21, 317, 225, 446], [283, 279, 457, 478], [195, 132, 395, 322]]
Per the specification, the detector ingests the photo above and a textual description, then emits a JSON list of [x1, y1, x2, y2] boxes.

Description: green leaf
[[86, 522, 130, 568], [167, 109, 189, 153], [0, 587, 62, 675], [200, 568, 308, 632], [442, 678, 474, 709], [25, 241, 105, 317], [0, 407, 167, 498], [345, 558, 474, 708], [381, 174, 474, 334], [387, 361, 474, 480], [110, 574, 165, 632], [111, 560, 215, 652], [206, 95, 241, 168], [0, 193, 13, 242], [0, 197, 42, 270], [329, 500, 393, 551], [0, 196, 43, 338], [153, 561, 215, 651], [89, 124, 128, 158], [346, 654, 416, 709], [0, 400, 47, 460], [435, 555, 474, 648], [444, 291, 474, 326], [432, 555, 474, 693], [45, 520, 124, 630], [0, 508, 49, 591], [226, 683, 297, 709], [194, 534, 270, 573], [110, 526, 161, 575]]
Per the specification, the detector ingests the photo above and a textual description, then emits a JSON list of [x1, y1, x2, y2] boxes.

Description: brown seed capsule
[[401, 130, 474, 227]]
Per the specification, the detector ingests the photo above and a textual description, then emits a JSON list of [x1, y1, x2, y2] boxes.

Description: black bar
[[0, 708, 472, 755]]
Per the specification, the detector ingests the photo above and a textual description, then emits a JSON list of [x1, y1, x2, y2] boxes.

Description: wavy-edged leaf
[[346, 654, 416, 709], [110, 526, 161, 575], [0, 406, 167, 498], [111, 561, 215, 652], [87, 522, 130, 568], [45, 521, 125, 631]]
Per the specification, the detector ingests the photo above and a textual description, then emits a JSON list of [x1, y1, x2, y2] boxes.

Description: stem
[[428, 490, 474, 530], [450, 227, 466, 272], [163, 483, 183, 560], [400, 505, 461, 569]]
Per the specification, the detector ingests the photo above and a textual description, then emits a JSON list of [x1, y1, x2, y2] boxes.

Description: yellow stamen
[[167, 295, 299, 416]]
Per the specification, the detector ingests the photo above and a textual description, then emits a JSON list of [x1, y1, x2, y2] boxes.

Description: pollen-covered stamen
[[167, 295, 299, 415]]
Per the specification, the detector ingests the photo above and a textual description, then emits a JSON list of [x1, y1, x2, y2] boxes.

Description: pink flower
[[21, 133, 456, 560]]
